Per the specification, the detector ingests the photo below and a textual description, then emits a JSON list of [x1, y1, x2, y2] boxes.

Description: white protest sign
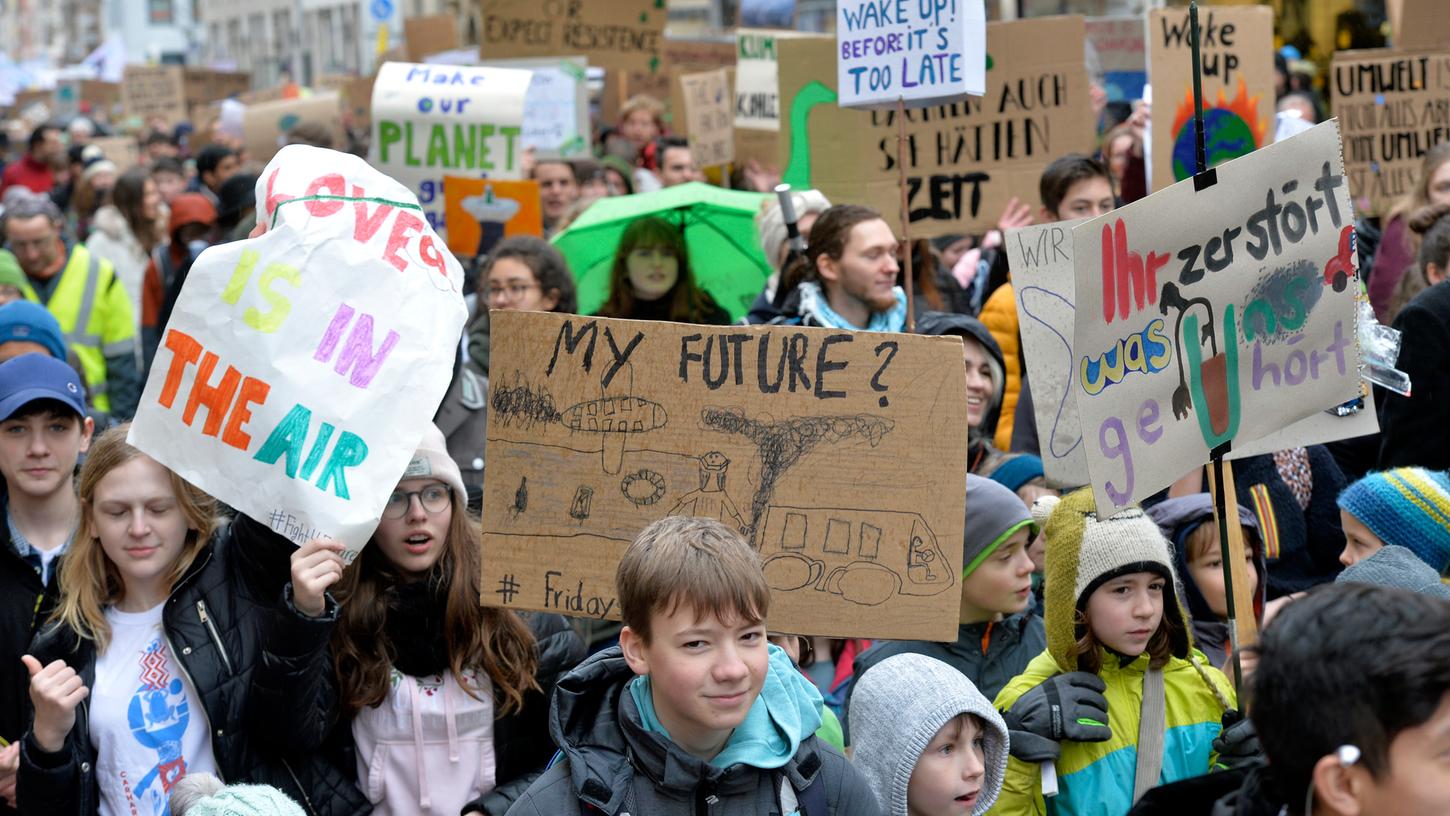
[[836, 0, 986, 108], [369, 61, 532, 236], [1071, 120, 1362, 512], [736, 30, 782, 130], [1007, 219, 1091, 488], [128, 145, 468, 561], [1010, 216, 1378, 491], [483, 57, 591, 159]]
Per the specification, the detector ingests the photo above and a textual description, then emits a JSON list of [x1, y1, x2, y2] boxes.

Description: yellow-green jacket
[[21, 243, 139, 417], [990, 648, 1235, 816]]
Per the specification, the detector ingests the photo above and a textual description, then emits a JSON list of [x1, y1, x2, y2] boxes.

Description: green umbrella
[[551, 182, 773, 321]]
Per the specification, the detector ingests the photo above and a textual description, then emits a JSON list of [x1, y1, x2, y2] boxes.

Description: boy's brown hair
[[616, 516, 770, 644]]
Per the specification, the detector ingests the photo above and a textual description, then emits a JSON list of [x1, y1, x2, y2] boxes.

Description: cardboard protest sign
[[55, 79, 120, 120], [1010, 216, 1377, 490], [483, 58, 591, 158], [91, 136, 140, 171], [369, 62, 531, 236], [735, 30, 806, 166], [1147, 6, 1274, 192], [777, 17, 1093, 237], [1071, 121, 1362, 512], [122, 65, 186, 125], [679, 69, 734, 168], [480, 311, 968, 641], [1331, 48, 1450, 217], [242, 93, 342, 164], [835, 0, 986, 107], [183, 69, 251, 112], [404, 14, 458, 61], [442, 176, 543, 257], [479, 0, 666, 74], [128, 145, 468, 560], [1086, 17, 1146, 103], [602, 38, 737, 135], [1389, 0, 1450, 52]]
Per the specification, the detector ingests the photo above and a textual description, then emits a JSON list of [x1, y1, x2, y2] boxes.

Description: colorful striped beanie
[[1337, 468, 1450, 573]]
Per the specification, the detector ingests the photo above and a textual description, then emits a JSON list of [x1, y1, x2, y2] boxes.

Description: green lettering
[[426, 123, 450, 166], [404, 120, 419, 167], [500, 125, 521, 172], [378, 121, 401, 164], [453, 123, 476, 170], [253, 403, 311, 478]]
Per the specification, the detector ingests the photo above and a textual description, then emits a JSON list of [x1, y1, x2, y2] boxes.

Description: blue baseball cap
[[0, 301, 67, 361], [0, 354, 87, 421]]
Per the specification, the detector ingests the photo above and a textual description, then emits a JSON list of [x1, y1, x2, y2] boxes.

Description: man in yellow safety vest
[[2, 194, 139, 419]]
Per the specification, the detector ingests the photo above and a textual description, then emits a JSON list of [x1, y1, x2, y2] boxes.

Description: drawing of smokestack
[[461, 185, 520, 258], [669, 451, 746, 533]]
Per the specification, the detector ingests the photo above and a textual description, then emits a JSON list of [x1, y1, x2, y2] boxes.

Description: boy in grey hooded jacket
[[851, 653, 1010, 816]]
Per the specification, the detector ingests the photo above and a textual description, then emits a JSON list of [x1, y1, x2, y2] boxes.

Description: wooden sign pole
[[896, 97, 916, 332]]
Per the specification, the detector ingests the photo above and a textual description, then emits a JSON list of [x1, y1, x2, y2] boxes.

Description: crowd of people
[[0, 37, 1446, 816]]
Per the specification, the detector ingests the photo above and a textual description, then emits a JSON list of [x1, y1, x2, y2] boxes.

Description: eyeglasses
[[487, 281, 539, 302], [382, 484, 451, 519]]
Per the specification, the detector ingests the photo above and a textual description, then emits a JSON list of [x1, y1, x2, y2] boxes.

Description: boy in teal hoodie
[[504, 516, 878, 816]]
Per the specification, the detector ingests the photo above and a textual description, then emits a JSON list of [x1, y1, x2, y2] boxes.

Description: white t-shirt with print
[[91, 603, 219, 816]]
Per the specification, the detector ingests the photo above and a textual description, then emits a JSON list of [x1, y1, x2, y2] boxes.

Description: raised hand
[[290, 538, 348, 617], [21, 655, 88, 754]]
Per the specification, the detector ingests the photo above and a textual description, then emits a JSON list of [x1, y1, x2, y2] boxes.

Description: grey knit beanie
[[1336, 545, 1450, 600], [962, 474, 1035, 578], [850, 653, 1009, 816]]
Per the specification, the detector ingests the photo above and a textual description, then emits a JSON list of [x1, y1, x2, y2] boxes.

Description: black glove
[[1005, 729, 1061, 763], [1212, 709, 1264, 770], [1004, 671, 1111, 743]]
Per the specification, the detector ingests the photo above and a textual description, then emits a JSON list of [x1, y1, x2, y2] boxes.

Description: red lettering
[[264, 169, 295, 222], [303, 174, 348, 217], [350, 184, 394, 243], [1103, 219, 1158, 323], [221, 376, 271, 450], [382, 212, 424, 273], [1101, 223, 1115, 323], [158, 330, 203, 408], [417, 236, 451, 283], [182, 352, 241, 437]]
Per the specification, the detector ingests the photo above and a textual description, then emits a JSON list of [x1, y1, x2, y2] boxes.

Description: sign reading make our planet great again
[[369, 62, 531, 236], [836, 0, 986, 107], [1071, 121, 1362, 513], [128, 145, 468, 561]]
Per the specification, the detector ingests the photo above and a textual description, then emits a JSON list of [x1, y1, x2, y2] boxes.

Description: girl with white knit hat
[[991, 488, 1236, 816]]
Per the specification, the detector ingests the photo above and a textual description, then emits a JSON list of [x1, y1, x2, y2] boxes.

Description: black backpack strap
[[789, 750, 828, 816]]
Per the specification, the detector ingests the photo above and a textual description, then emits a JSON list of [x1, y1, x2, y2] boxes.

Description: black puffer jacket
[[15, 515, 366, 816], [0, 505, 60, 816]]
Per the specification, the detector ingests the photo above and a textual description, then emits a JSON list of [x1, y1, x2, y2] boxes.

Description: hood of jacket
[[1336, 544, 1450, 600], [917, 310, 1006, 441], [629, 643, 820, 770], [90, 204, 132, 243], [549, 645, 827, 814], [1147, 494, 1268, 625], [168, 192, 218, 238], [850, 652, 1008, 816]]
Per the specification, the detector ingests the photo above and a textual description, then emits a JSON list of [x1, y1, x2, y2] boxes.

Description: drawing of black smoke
[[491, 373, 562, 429], [701, 407, 894, 539]]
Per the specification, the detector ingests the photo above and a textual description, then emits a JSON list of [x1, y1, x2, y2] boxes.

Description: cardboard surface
[[1071, 121, 1362, 512], [679, 68, 734, 168], [1147, 6, 1274, 192], [480, 311, 969, 641], [836, 0, 986, 108], [1391, 0, 1450, 52], [184, 69, 251, 113], [1331, 47, 1450, 217], [128, 146, 467, 561], [122, 65, 186, 125], [442, 176, 543, 257], [242, 93, 342, 164], [777, 17, 1093, 237], [91, 135, 140, 171], [405, 14, 458, 61], [483, 57, 591, 158], [479, 0, 667, 74], [368, 62, 531, 237], [1086, 16, 1147, 102]]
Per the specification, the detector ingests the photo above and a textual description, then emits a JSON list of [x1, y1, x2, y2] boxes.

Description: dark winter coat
[[1378, 280, 1450, 471], [0, 507, 61, 816], [1228, 449, 1346, 598], [435, 316, 491, 508], [503, 647, 879, 816], [15, 515, 365, 816], [845, 610, 1046, 741]]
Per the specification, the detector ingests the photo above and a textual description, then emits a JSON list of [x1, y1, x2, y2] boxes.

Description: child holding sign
[[16, 426, 361, 816], [993, 489, 1237, 816], [278, 425, 584, 816]]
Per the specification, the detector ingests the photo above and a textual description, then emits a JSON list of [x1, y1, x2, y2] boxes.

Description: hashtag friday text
[[543, 570, 617, 619]]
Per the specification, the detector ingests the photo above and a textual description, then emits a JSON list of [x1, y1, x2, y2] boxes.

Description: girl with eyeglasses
[[280, 424, 584, 816], [594, 216, 730, 325]]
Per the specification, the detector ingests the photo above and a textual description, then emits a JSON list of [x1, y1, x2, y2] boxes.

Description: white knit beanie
[[756, 189, 831, 265], [400, 422, 467, 501]]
